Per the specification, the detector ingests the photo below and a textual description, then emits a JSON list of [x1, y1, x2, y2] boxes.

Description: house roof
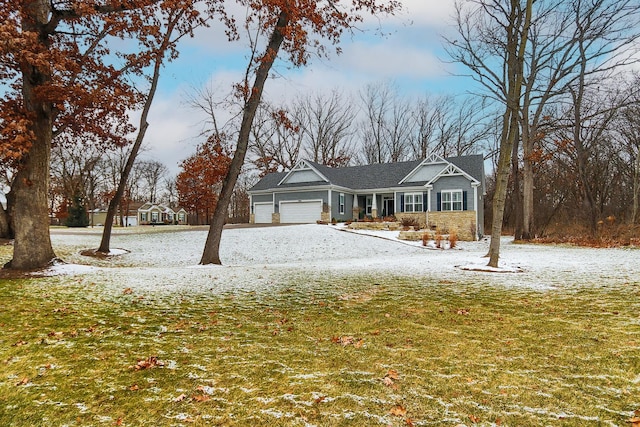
[[249, 155, 484, 193]]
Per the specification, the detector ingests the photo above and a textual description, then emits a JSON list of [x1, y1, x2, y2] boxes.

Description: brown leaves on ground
[[382, 369, 400, 389], [630, 409, 640, 427], [389, 404, 407, 417], [331, 335, 364, 348], [15, 377, 29, 386], [130, 356, 164, 370]]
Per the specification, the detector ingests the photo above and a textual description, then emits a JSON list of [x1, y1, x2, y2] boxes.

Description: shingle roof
[[248, 155, 484, 192]]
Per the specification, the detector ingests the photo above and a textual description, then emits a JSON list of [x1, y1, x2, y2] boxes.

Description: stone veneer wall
[[272, 213, 280, 224], [427, 211, 477, 241], [249, 214, 255, 224], [321, 212, 331, 223], [395, 212, 428, 228]]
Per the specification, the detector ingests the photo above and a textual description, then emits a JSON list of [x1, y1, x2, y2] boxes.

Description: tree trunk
[[633, 148, 640, 224], [200, 10, 290, 265], [9, 117, 57, 269], [487, 0, 533, 268], [7, 2, 57, 269], [97, 10, 180, 252], [0, 190, 14, 239], [511, 134, 523, 240]]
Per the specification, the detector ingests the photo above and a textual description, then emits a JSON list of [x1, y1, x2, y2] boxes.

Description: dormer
[[278, 160, 330, 186]]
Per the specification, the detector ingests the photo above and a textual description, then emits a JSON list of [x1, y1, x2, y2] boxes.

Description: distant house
[[248, 154, 485, 239], [137, 203, 188, 225]]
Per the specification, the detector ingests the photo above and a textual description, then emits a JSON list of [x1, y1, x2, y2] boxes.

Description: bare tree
[[139, 160, 169, 204], [298, 90, 356, 167], [447, 0, 534, 267], [359, 81, 413, 164], [249, 103, 303, 174]]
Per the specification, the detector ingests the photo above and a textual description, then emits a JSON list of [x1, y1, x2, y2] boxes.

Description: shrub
[[422, 232, 430, 247], [449, 230, 458, 249], [435, 233, 443, 249], [400, 216, 420, 229]]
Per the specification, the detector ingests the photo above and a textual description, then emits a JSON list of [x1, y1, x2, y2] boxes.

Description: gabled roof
[[248, 155, 484, 193]]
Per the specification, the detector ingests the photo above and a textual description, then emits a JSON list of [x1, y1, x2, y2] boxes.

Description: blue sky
[[138, 0, 475, 175]]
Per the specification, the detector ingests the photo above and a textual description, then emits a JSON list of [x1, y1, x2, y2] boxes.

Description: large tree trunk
[[200, 11, 290, 265], [7, 1, 57, 269], [9, 117, 57, 269]]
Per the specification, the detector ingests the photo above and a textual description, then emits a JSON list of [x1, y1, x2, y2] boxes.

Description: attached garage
[[254, 203, 274, 224], [279, 200, 322, 224]]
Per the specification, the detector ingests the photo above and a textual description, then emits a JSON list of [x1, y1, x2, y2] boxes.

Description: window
[[141, 213, 148, 221], [404, 193, 423, 213], [441, 190, 463, 211], [151, 212, 159, 223], [178, 213, 185, 222], [366, 196, 373, 215], [339, 193, 345, 215]]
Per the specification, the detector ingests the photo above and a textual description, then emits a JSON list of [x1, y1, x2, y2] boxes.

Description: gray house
[[248, 153, 485, 239]]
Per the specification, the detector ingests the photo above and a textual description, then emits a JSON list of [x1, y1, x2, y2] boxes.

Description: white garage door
[[254, 203, 273, 224], [280, 201, 322, 224]]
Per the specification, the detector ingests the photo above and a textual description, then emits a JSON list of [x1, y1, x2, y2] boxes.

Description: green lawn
[[1, 271, 638, 426]]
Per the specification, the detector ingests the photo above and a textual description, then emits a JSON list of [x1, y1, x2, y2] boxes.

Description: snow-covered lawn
[[1, 224, 637, 427], [49, 224, 639, 295]]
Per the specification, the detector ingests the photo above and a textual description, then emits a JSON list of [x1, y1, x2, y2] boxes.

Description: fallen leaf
[[354, 339, 364, 348], [314, 395, 326, 404], [123, 288, 133, 295], [131, 356, 164, 370], [630, 416, 640, 427], [129, 384, 139, 391], [115, 418, 123, 426], [12, 340, 28, 347], [382, 377, 394, 387], [390, 405, 407, 417], [405, 418, 415, 427], [173, 393, 186, 402], [469, 414, 480, 423], [193, 394, 210, 402], [386, 369, 399, 380], [16, 377, 29, 386]]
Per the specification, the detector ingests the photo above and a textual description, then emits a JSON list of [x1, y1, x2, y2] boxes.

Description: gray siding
[[330, 191, 354, 221], [252, 194, 273, 204], [430, 176, 475, 211], [274, 191, 329, 213]]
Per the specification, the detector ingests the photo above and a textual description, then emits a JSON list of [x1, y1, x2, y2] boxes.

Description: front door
[[383, 197, 395, 217]]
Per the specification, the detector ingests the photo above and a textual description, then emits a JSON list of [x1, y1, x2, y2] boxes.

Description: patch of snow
[[48, 224, 640, 295], [33, 263, 97, 277]]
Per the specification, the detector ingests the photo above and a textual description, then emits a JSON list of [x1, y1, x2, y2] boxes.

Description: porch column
[[249, 194, 255, 224], [426, 187, 432, 228], [371, 192, 378, 218], [352, 194, 359, 220]]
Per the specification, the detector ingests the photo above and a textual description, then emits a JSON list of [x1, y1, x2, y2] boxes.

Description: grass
[[1, 271, 639, 426]]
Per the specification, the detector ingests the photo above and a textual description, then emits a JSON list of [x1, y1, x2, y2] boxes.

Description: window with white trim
[[404, 193, 423, 213], [366, 196, 373, 215], [441, 190, 463, 211], [151, 212, 159, 222], [141, 213, 148, 221], [339, 193, 345, 215]]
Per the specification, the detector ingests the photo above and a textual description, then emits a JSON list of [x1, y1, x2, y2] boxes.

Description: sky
[[137, 1, 471, 176]]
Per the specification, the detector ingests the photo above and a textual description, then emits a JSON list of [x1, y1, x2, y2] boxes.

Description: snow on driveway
[[50, 224, 639, 295]]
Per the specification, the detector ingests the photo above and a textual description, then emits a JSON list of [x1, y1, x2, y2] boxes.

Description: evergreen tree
[[65, 195, 89, 228]]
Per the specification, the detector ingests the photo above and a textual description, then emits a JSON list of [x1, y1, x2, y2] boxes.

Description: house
[[247, 153, 485, 240], [137, 203, 188, 225]]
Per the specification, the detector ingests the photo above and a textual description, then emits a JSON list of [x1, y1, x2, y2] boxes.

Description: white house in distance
[[137, 203, 188, 225]]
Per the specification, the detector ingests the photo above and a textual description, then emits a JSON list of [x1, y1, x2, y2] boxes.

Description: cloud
[[139, 0, 463, 176]]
